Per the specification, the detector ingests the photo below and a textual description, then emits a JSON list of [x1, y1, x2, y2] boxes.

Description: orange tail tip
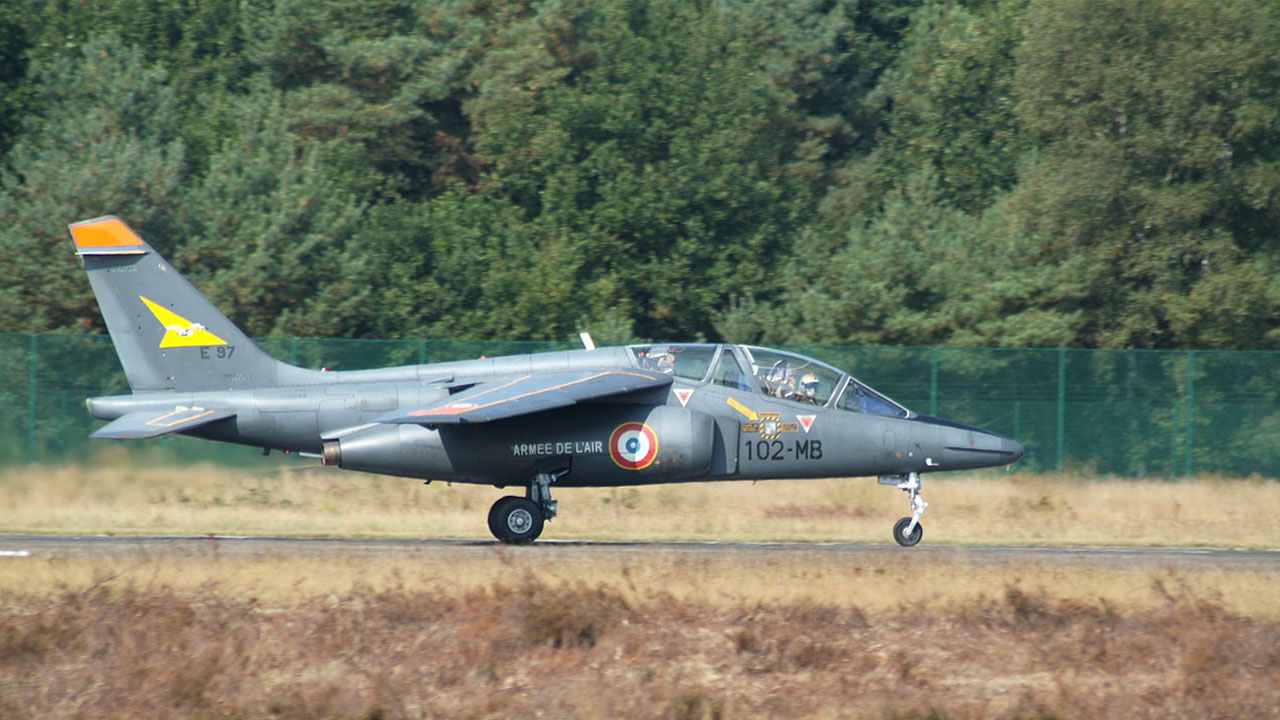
[[69, 216, 146, 254]]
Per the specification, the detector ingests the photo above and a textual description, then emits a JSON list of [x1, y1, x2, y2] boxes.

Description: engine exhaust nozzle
[[321, 440, 341, 467]]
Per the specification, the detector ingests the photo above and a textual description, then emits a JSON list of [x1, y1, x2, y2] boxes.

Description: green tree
[[0, 33, 186, 333], [460, 0, 821, 340], [9, 0, 253, 174], [241, 0, 502, 199], [838, 0, 1026, 216], [273, 189, 584, 342], [0, 1, 30, 153], [172, 84, 366, 337], [1007, 0, 1280, 348], [759, 168, 1082, 347]]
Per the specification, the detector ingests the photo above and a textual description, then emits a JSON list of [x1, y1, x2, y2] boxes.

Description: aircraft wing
[[376, 370, 672, 425], [90, 407, 236, 439]]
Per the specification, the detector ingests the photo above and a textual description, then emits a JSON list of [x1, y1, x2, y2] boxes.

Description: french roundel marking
[[609, 422, 659, 470]]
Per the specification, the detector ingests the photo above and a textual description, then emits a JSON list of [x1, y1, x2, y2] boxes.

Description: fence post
[[1056, 348, 1066, 471], [26, 333, 37, 464], [1184, 350, 1195, 479], [419, 339, 427, 365], [1013, 400, 1021, 443], [929, 347, 938, 416]]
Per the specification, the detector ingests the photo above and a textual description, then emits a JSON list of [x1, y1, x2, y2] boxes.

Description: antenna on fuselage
[[579, 332, 596, 350]]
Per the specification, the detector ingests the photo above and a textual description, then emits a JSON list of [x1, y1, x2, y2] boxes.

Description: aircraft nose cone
[[1003, 436, 1025, 464], [915, 414, 1024, 469]]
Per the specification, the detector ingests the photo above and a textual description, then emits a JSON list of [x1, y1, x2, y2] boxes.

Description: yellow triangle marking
[[139, 296, 227, 348], [726, 397, 758, 421]]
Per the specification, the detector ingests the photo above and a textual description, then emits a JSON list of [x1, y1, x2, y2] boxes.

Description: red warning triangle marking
[[674, 388, 693, 407], [797, 414, 816, 433]]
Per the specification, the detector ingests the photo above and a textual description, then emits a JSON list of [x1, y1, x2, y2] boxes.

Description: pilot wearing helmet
[[652, 349, 675, 374], [799, 372, 820, 403]]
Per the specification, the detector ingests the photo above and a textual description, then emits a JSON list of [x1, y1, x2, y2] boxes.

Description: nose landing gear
[[880, 472, 928, 547]]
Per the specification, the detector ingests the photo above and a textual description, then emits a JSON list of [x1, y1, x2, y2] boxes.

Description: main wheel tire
[[892, 517, 923, 547], [492, 497, 544, 544], [487, 496, 521, 540]]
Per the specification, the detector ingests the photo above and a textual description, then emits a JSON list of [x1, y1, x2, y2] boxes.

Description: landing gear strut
[[487, 470, 564, 544], [880, 472, 928, 547]]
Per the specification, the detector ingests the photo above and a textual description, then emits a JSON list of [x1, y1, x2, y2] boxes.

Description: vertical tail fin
[[69, 216, 309, 392]]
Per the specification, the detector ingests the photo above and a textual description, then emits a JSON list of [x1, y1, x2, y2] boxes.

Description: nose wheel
[[881, 472, 928, 547], [893, 516, 923, 547]]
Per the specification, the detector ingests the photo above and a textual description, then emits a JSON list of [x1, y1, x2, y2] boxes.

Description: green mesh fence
[[3, 332, 1277, 478]]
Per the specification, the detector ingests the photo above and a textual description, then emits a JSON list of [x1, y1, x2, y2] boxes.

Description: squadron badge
[[741, 412, 799, 439]]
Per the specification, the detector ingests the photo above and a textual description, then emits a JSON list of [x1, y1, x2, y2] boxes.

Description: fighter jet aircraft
[[71, 215, 1023, 546]]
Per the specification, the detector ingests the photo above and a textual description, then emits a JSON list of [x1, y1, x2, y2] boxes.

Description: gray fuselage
[[87, 344, 1022, 488]]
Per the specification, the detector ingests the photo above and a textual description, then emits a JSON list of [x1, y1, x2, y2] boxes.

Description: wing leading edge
[[376, 370, 672, 425]]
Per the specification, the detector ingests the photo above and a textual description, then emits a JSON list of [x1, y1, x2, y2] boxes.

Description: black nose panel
[[913, 414, 1023, 469]]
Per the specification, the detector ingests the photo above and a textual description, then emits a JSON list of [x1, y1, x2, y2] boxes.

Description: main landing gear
[[488, 471, 562, 544], [880, 472, 928, 547]]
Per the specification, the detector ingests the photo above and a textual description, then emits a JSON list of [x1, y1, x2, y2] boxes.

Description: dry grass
[[1, 452, 1278, 547], [0, 571, 1276, 719], [4, 545, 1279, 617], [3, 454, 1279, 718]]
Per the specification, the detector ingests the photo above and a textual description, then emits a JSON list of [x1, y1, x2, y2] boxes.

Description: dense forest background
[[0, 0, 1277, 349]]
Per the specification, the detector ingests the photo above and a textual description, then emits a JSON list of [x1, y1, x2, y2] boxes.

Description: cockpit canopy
[[629, 343, 907, 418]]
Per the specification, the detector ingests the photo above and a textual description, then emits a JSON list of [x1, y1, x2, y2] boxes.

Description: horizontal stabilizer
[[91, 406, 236, 439], [377, 370, 672, 425]]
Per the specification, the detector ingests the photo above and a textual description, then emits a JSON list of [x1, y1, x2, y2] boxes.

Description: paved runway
[[1, 534, 1276, 570]]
